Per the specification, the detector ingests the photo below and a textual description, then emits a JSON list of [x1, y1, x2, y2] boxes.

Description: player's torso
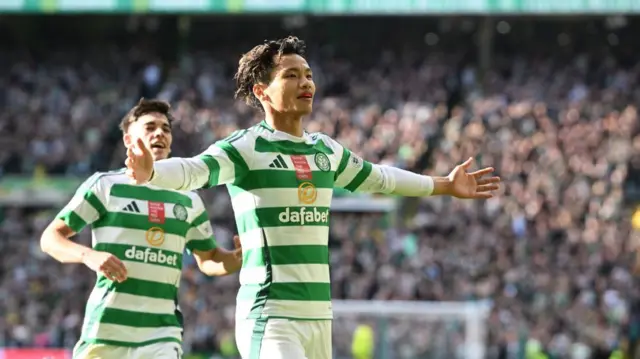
[[232, 127, 339, 245], [231, 125, 338, 319], [91, 173, 199, 285], [82, 172, 200, 344]]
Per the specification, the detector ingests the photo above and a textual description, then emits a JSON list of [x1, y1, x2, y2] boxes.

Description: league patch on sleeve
[[349, 154, 364, 170]]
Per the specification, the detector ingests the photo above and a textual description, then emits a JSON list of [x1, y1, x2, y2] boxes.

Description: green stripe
[[93, 212, 190, 237], [216, 141, 249, 183], [96, 276, 177, 300], [190, 211, 209, 227], [236, 207, 330, 234], [243, 245, 329, 268], [94, 243, 182, 270], [85, 191, 108, 216], [233, 170, 334, 195], [78, 337, 181, 349], [199, 154, 220, 188], [238, 283, 332, 301], [85, 306, 181, 328], [199, 141, 249, 188], [335, 146, 351, 180], [110, 184, 193, 208], [56, 180, 109, 233], [255, 137, 334, 155], [344, 161, 373, 192], [186, 237, 217, 252], [59, 210, 87, 233], [71, 171, 118, 217], [249, 317, 268, 359]]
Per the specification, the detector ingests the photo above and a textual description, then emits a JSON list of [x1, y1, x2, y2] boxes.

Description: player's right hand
[[125, 138, 154, 184], [232, 235, 242, 260], [82, 250, 128, 282]]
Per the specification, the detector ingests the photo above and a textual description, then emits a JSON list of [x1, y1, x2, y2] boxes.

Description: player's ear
[[253, 83, 269, 102], [123, 133, 132, 148]]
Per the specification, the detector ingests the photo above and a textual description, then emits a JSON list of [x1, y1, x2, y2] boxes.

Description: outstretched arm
[[334, 143, 499, 198], [149, 156, 213, 191], [126, 132, 250, 191]]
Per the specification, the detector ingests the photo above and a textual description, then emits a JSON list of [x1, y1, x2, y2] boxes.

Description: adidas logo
[[122, 201, 141, 213], [269, 155, 288, 169]]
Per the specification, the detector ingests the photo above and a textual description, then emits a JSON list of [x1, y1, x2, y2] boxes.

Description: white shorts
[[73, 340, 183, 359], [236, 318, 332, 359]]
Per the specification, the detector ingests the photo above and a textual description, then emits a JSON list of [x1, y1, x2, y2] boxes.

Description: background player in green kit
[[124, 37, 501, 359], [40, 99, 242, 359]]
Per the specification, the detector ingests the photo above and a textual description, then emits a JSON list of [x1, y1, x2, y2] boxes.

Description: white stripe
[[65, 197, 100, 225], [186, 221, 214, 242], [239, 264, 330, 285], [87, 289, 176, 315], [273, 264, 330, 283], [236, 299, 332, 320], [124, 260, 180, 286], [84, 323, 182, 343], [239, 266, 266, 285], [92, 227, 186, 254], [231, 188, 333, 213], [240, 227, 329, 250]]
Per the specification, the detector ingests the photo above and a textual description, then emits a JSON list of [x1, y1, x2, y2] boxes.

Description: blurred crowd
[[1, 16, 640, 359]]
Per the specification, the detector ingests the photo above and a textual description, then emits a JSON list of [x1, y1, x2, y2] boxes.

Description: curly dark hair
[[119, 98, 174, 133], [234, 36, 307, 111]]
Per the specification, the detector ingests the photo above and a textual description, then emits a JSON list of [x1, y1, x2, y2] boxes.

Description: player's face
[[124, 113, 172, 161], [262, 54, 315, 115]]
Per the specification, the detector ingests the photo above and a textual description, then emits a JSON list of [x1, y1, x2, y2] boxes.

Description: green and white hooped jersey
[[195, 121, 383, 320], [57, 170, 217, 347]]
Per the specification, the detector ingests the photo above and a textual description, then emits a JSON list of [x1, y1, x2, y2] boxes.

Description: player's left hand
[[447, 157, 501, 199]]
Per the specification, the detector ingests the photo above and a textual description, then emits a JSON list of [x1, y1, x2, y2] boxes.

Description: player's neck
[[265, 112, 304, 138]]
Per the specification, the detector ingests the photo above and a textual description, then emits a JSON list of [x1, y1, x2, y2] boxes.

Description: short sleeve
[[331, 138, 381, 193], [56, 173, 108, 233], [198, 130, 251, 188], [185, 196, 218, 253]]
